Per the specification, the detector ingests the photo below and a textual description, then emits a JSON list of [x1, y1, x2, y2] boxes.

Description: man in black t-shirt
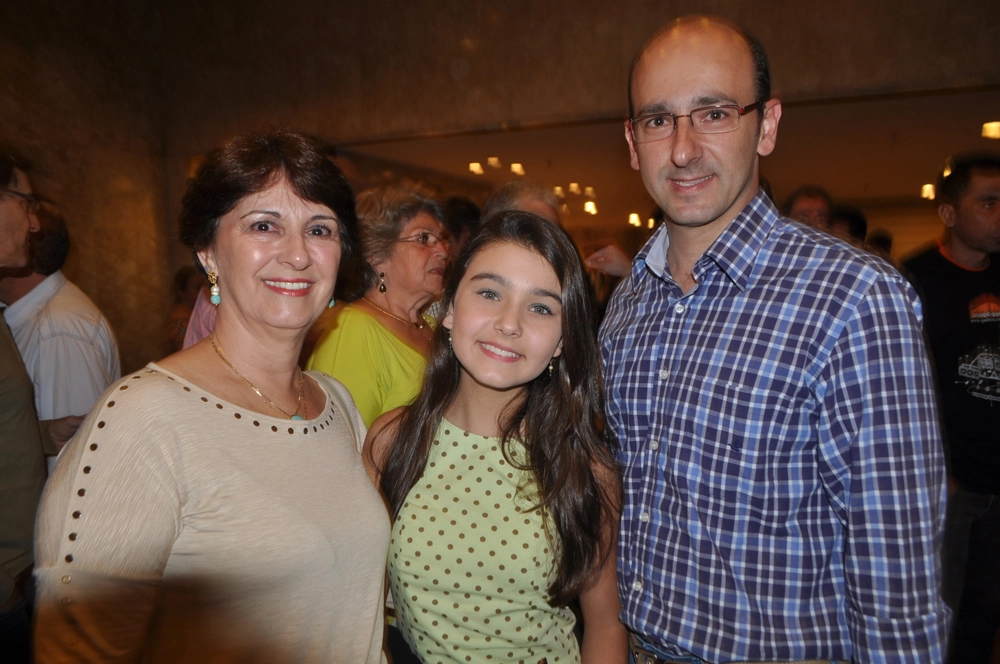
[[904, 151, 1000, 664]]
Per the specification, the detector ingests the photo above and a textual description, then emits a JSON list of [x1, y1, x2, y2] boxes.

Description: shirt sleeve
[[34, 393, 181, 663], [34, 330, 120, 421], [815, 273, 949, 663], [307, 312, 389, 428]]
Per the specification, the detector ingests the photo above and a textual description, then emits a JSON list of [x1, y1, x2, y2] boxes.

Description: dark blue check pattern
[[600, 192, 949, 663]]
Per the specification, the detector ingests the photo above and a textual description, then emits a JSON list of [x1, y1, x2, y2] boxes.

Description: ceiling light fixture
[[584, 186, 595, 198], [920, 184, 935, 199], [487, 157, 501, 168], [469, 162, 484, 175], [584, 201, 597, 215], [648, 218, 656, 229], [983, 122, 1000, 139], [629, 213, 640, 226], [553, 186, 564, 198], [568, 183, 581, 195], [510, 163, 525, 175]]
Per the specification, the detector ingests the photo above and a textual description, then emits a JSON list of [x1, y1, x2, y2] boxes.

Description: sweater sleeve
[[34, 379, 182, 663]]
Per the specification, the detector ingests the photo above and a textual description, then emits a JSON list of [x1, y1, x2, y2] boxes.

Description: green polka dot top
[[388, 420, 580, 663]]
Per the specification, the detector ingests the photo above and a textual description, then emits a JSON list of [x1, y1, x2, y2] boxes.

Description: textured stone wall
[[1, 2, 167, 373], [2, 0, 997, 368]]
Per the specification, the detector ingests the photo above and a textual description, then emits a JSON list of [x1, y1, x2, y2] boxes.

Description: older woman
[[307, 185, 447, 427], [33, 128, 389, 663]]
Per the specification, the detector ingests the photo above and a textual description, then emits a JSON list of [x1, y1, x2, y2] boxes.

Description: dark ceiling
[[348, 87, 1000, 235]]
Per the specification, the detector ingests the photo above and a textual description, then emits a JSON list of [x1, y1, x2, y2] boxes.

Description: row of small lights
[[469, 159, 603, 215], [469, 158, 524, 176], [629, 214, 657, 229], [920, 121, 1000, 199]]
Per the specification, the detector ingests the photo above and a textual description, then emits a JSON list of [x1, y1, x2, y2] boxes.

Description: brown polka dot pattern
[[388, 421, 579, 663], [53, 366, 346, 609]]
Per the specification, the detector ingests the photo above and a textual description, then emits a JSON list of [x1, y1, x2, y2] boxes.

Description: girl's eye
[[530, 304, 554, 315], [476, 289, 500, 301]]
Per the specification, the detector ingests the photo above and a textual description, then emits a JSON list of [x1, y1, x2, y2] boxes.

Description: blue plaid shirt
[[600, 192, 949, 663]]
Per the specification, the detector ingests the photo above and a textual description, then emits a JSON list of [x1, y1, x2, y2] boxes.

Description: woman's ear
[[552, 337, 564, 358], [196, 249, 216, 275]]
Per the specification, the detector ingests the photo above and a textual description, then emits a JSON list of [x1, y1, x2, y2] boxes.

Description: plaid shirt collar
[[631, 189, 778, 294]]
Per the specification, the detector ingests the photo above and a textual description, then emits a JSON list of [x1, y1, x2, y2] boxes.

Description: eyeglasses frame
[[629, 101, 764, 144], [395, 231, 451, 249], [2, 187, 41, 213]]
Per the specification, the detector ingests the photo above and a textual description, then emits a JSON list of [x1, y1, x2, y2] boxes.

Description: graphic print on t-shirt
[[958, 293, 1000, 403]]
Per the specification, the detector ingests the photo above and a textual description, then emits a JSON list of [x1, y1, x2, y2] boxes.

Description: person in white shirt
[[0, 201, 120, 471]]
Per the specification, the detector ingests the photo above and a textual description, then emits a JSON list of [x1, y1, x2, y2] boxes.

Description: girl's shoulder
[[365, 406, 408, 469]]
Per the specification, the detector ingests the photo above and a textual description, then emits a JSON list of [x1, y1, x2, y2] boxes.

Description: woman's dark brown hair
[[179, 127, 359, 272], [378, 210, 620, 606]]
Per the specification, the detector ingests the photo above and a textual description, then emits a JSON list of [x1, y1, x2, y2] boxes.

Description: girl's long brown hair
[[378, 211, 620, 606]]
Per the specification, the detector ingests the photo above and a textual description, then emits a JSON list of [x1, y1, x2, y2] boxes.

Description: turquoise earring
[[208, 271, 221, 306], [328, 296, 336, 309]]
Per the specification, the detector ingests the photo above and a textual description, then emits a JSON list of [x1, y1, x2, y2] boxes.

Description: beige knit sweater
[[34, 364, 389, 664]]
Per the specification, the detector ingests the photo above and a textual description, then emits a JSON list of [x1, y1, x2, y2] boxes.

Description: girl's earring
[[448, 328, 453, 350], [208, 271, 221, 306], [328, 296, 336, 309], [378, 272, 386, 293], [549, 358, 555, 378]]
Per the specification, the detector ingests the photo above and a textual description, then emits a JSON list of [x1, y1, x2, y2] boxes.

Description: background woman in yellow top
[[307, 184, 448, 427], [365, 211, 627, 663]]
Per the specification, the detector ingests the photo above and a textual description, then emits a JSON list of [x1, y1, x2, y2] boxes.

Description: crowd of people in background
[[1, 11, 998, 664]]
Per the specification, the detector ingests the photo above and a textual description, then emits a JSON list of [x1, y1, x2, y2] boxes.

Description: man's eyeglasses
[[629, 102, 763, 144], [396, 231, 450, 249], [2, 188, 40, 213]]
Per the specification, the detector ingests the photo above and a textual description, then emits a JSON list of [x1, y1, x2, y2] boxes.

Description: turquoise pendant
[[291, 414, 304, 420]]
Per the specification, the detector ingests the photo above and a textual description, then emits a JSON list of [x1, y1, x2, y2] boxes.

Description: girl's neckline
[[146, 362, 333, 424]]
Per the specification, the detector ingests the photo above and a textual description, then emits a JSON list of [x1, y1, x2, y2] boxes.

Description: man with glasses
[[600, 16, 948, 663], [0, 201, 120, 476]]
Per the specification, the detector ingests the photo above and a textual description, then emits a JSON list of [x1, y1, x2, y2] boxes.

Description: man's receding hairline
[[628, 15, 762, 118]]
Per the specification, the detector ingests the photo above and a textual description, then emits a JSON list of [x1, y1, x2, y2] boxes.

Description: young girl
[[365, 211, 627, 663]]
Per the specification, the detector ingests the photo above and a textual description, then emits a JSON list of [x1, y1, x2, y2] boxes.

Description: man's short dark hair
[[936, 151, 1000, 206], [30, 202, 71, 275], [0, 140, 31, 188], [782, 185, 833, 217], [830, 205, 868, 243], [627, 16, 771, 120]]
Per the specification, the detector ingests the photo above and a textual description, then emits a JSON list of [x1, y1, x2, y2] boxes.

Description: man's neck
[[664, 218, 731, 293], [940, 233, 990, 270], [0, 271, 47, 306]]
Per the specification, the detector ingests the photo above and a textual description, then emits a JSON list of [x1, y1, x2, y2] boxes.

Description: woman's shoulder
[[310, 305, 393, 358], [96, 363, 192, 409], [307, 371, 369, 450]]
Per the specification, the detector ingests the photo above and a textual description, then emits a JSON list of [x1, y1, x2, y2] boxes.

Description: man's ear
[[937, 203, 957, 228], [624, 120, 641, 172], [756, 99, 782, 157]]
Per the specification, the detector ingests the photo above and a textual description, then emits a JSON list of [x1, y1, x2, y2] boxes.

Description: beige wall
[[2, 0, 997, 368]]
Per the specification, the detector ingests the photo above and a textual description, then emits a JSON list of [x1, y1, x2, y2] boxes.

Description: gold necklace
[[362, 297, 425, 329], [210, 333, 306, 420]]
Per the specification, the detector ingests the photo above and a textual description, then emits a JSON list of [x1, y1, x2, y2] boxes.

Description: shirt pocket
[[692, 377, 803, 535]]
